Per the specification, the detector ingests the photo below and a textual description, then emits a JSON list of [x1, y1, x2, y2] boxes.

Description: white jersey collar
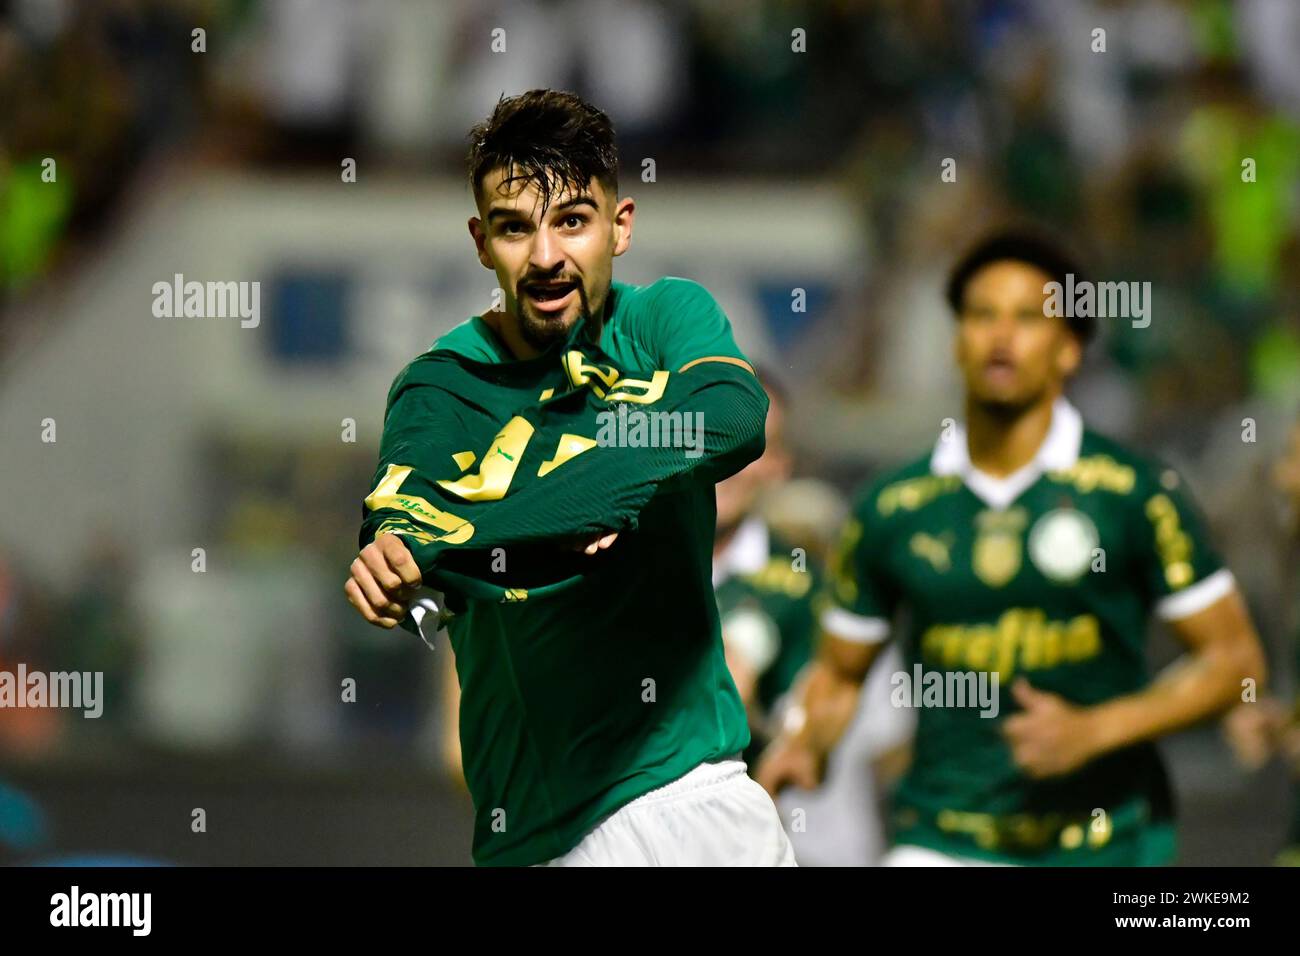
[[930, 397, 1084, 510]]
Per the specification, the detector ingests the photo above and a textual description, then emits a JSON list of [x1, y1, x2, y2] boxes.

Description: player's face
[[716, 391, 792, 530], [954, 260, 1081, 412], [469, 170, 634, 352]]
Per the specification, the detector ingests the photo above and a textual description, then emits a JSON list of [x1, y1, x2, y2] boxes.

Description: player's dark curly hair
[[945, 230, 1094, 342], [467, 89, 619, 211]]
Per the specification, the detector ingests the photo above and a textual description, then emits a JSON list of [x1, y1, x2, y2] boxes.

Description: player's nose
[[528, 227, 566, 273]]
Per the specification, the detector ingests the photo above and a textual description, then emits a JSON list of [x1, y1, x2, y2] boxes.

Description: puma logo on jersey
[[910, 532, 955, 572]]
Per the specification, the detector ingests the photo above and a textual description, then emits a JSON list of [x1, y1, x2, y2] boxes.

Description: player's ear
[[612, 197, 635, 257], [467, 217, 494, 269]]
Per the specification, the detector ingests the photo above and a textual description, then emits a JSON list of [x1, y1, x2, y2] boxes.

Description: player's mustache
[[518, 274, 582, 292]]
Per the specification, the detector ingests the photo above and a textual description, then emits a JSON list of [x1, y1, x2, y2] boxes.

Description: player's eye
[[499, 220, 528, 237], [560, 214, 586, 230]]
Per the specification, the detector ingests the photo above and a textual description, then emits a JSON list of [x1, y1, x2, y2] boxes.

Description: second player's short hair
[[945, 230, 1094, 342], [467, 89, 619, 212]]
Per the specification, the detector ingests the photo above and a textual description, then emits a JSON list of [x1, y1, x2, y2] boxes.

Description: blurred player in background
[[758, 230, 1267, 865], [1224, 417, 1300, 865], [346, 90, 793, 867], [714, 368, 912, 865], [713, 368, 805, 734]]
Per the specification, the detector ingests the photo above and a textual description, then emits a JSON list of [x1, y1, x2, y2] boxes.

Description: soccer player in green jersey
[[757, 231, 1267, 865], [714, 370, 913, 865], [343, 90, 795, 866]]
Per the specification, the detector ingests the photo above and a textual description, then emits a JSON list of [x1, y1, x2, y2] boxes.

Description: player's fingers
[[596, 533, 618, 550], [345, 578, 400, 628], [351, 557, 405, 616], [1010, 678, 1040, 708], [379, 534, 423, 588], [344, 578, 371, 617], [584, 540, 600, 555], [360, 544, 405, 594]]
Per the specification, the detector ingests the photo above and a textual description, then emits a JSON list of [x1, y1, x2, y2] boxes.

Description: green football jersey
[[360, 278, 760, 866], [824, 398, 1232, 866]]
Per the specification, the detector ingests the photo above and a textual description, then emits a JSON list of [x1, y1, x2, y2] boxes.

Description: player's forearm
[[785, 657, 866, 758], [667, 362, 768, 483], [1087, 636, 1266, 755]]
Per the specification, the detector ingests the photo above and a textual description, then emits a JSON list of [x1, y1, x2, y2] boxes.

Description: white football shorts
[[537, 758, 797, 867]]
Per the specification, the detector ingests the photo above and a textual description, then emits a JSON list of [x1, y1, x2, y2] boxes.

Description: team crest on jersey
[[972, 509, 1027, 588], [1028, 508, 1100, 583]]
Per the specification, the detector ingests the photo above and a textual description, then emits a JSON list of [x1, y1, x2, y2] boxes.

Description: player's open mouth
[[523, 281, 578, 313], [984, 357, 1017, 382]]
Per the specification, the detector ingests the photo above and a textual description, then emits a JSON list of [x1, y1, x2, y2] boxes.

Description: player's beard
[[516, 279, 594, 353], [972, 385, 1047, 423]]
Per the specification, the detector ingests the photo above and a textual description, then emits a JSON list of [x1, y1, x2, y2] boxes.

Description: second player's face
[[470, 170, 633, 353], [954, 260, 1081, 411]]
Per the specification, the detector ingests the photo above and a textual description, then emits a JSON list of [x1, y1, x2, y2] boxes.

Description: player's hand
[[344, 534, 422, 629], [754, 735, 823, 797], [1003, 679, 1100, 779], [1222, 698, 1290, 770], [567, 532, 619, 555]]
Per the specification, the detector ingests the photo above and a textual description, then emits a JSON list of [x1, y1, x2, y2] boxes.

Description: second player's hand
[[1222, 698, 1293, 770], [1003, 678, 1100, 779], [344, 534, 422, 629], [754, 736, 823, 797]]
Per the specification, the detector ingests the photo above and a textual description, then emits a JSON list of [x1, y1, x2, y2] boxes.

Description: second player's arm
[[1005, 586, 1267, 778], [1086, 589, 1263, 756], [754, 627, 886, 795]]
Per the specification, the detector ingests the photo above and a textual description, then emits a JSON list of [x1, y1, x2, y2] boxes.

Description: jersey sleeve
[[818, 485, 899, 644], [1132, 462, 1234, 621], [640, 277, 752, 372], [359, 350, 768, 602], [358, 382, 475, 567]]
